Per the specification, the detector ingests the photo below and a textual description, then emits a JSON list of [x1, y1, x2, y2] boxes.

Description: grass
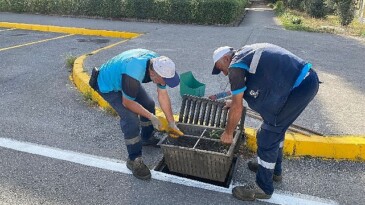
[[65, 54, 77, 72], [82, 91, 98, 107], [105, 106, 118, 117], [277, 9, 365, 38]]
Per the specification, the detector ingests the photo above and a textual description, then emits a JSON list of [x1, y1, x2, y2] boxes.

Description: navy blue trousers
[[99, 87, 155, 160], [256, 69, 319, 195]]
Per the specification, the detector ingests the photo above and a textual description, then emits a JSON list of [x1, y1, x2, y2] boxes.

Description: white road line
[[0, 28, 16, 32], [0, 137, 338, 205]]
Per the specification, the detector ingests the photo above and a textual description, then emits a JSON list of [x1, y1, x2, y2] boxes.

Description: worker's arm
[[157, 86, 174, 123], [157, 86, 184, 137], [122, 97, 152, 119], [221, 93, 243, 144], [121, 74, 161, 129], [221, 67, 247, 144]]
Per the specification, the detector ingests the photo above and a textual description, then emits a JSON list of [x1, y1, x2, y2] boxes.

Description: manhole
[[154, 156, 238, 188]]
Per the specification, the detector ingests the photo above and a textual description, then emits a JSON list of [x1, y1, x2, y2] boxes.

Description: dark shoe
[[232, 183, 272, 201], [248, 160, 259, 172], [248, 161, 282, 182], [142, 132, 162, 147], [126, 157, 151, 180]]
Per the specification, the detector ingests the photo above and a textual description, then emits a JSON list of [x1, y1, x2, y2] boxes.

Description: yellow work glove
[[167, 122, 184, 138]]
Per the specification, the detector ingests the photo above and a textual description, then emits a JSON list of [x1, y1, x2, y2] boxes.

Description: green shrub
[[0, 0, 248, 25], [325, 0, 337, 14], [166, 0, 194, 23], [304, 0, 327, 18], [124, 0, 156, 19], [285, 0, 304, 11], [274, 1, 285, 15], [337, 0, 355, 26], [5, 0, 27, 13], [0, 0, 6, 11], [195, 0, 246, 24]]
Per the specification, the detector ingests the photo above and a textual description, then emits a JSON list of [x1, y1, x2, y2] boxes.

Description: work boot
[[248, 161, 283, 182], [126, 157, 151, 180], [142, 131, 161, 147], [232, 183, 272, 201]]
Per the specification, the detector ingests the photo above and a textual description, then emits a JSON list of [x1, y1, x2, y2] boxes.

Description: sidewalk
[[1, 2, 364, 160]]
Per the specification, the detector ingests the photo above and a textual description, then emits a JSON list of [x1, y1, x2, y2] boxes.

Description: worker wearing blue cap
[[89, 49, 183, 180]]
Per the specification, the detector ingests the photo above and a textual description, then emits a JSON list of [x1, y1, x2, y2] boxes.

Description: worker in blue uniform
[[89, 49, 183, 180], [211, 43, 319, 201]]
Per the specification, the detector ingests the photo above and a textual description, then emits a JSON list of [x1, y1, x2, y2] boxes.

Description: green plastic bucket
[[179, 71, 205, 97]]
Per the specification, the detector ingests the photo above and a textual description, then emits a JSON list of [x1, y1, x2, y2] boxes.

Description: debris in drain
[[163, 136, 198, 148], [203, 129, 224, 139], [195, 138, 229, 154]]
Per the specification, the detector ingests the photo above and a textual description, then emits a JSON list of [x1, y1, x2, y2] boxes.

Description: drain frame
[[154, 156, 239, 188]]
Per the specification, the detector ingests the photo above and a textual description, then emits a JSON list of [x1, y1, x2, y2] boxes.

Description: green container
[[179, 71, 206, 97]]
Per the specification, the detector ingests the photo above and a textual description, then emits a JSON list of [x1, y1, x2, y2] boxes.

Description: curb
[[2, 22, 364, 161], [0, 22, 141, 39]]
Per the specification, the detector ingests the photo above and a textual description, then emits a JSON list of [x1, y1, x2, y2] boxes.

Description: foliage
[[274, 1, 285, 15], [284, 0, 304, 11], [65, 54, 77, 72], [0, 0, 248, 25], [304, 0, 327, 18], [278, 9, 365, 37], [336, 0, 355, 26]]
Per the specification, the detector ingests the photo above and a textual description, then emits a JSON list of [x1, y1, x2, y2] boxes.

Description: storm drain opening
[[154, 157, 238, 188]]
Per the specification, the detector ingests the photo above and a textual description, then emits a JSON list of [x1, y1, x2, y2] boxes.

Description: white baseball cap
[[212, 46, 233, 75], [152, 56, 180, 88]]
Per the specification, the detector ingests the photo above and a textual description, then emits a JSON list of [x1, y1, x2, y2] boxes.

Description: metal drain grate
[[178, 95, 245, 131]]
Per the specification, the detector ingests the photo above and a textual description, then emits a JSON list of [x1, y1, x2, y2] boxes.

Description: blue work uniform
[[228, 43, 319, 195], [97, 49, 166, 160]]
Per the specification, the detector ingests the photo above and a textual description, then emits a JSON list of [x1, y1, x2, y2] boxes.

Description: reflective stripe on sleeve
[[249, 48, 264, 74]]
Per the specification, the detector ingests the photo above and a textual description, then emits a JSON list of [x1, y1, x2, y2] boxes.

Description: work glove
[[167, 122, 184, 138], [150, 113, 162, 131]]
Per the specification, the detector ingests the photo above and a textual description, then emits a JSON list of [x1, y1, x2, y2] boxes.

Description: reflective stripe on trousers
[[256, 69, 319, 195], [98, 86, 155, 160]]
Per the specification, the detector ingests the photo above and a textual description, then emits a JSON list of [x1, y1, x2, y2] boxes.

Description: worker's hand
[[150, 113, 162, 130], [223, 100, 232, 109], [168, 122, 184, 138], [220, 131, 233, 144]]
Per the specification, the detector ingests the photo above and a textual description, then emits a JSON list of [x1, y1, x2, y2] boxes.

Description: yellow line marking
[[0, 28, 16, 32], [0, 34, 74, 52], [89, 39, 129, 55], [0, 22, 141, 39]]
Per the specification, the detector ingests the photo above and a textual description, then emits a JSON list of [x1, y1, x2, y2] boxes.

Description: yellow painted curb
[[0, 22, 141, 39], [245, 128, 365, 161], [5, 22, 363, 161]]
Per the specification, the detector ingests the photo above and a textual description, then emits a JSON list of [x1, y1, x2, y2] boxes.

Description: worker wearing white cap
[[211, 43, 319, 201], [89, 49, 183, 180]]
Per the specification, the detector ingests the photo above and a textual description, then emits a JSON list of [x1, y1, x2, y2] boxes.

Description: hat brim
[[163, 71, 180, 88], [212, 65, 221, 75]]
